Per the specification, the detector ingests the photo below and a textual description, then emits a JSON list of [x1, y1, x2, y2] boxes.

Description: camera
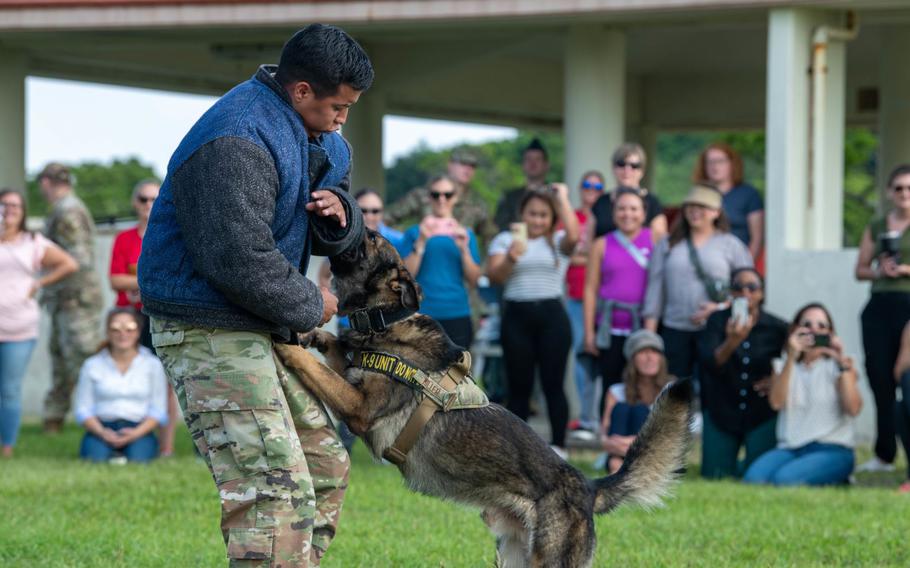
[[879, 231, 902, 263], [813, 333, 831, 348]]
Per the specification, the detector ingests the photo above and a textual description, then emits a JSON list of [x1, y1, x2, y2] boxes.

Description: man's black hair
[[276, 23, 374, 97], [523, 137, 549, 160]]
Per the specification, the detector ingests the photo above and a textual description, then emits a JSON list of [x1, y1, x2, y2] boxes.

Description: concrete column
[[564, 25, 625, 195], [0, 49, 26, 190], [878, 27, 910, 204], [343, 90, 385, 194]]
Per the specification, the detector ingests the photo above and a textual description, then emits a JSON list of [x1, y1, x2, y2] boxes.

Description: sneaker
[[109, 456, 128, 466], [855, 457, 896, 473], [550, 446, 569, 461], [567, 428, 597, 443], [899, 481, 910, 494]]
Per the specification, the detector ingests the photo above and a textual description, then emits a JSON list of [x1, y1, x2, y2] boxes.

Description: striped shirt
[[489, 230, 567, 301]]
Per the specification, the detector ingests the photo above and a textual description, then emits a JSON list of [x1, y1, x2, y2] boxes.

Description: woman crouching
[[74, 308, 169, 463]]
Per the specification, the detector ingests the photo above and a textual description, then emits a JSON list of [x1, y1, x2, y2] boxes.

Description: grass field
[[2, 423, 909, 567]]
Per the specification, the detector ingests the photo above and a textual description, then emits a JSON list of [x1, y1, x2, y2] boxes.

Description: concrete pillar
[[0, 49, 26, 190], [878, 27, 910, 203], [564, 25, 625, 196], [343, 90, 385, 194]]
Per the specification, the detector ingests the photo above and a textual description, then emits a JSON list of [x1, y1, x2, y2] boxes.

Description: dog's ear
[[390, 267, 421, 310]]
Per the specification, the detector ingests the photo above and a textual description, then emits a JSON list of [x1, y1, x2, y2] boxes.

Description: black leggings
[[501, 299, 572, 447], [861, 292, 910, 463]]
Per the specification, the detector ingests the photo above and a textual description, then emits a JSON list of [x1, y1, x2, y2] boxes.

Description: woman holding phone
[[855, 164, 910, 473], [743, 303, 861, 486], [399, 174, 481, 350], [487, 185, 579, 458], [696, 268, 788, 478]]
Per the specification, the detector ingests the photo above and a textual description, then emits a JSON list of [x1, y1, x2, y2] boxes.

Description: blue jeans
[[80, 419, 159, 463], [0, 339, 38, 447], [609, 402, 650, 436], [743, 442, 854, 486], [566, 298, 599, 430]]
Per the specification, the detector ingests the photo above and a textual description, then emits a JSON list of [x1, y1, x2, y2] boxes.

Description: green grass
[[2, 424, 909, 567]]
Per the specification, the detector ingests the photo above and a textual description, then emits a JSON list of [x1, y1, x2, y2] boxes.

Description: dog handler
[[138, 24, 371, 566]]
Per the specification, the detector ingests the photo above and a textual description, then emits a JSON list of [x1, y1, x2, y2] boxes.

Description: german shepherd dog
[[274, 230, 692, 568]]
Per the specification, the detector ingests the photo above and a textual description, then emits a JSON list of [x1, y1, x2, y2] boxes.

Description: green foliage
[[26, 157, 158, 221], [2, 424, 907, 567]]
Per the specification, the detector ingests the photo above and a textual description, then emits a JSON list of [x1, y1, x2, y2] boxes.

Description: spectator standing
[[0, 189, 78, 457], [590, 142, 668, 241], [743, 303, 862, 486], [643, 184, 752, 381], [582, 189, 656, 431], [74, 308, 169, 463], [565, 170, 607, 439], [399, 175, 482, 349], [37, 163, 104, 434], [386, 148, 496, 244], [493, 138, 551, 231], [892, 322, 910, 493], [599, 330, 674, 473], [855, 164, 910, 473], [138, 24, 370, 565], [487, 185, 579, 457], [697, 268, 788, 478], [692, 143, 764, 259], [109, 179, 159, 347]]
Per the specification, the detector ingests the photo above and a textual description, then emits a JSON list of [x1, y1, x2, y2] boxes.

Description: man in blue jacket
[[138, 24, 371, 566]]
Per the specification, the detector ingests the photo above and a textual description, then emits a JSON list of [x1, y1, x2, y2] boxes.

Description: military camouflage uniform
[[151, 318, 348, 567], [385, 185, 498, 246], [42, 193, 103, 422]]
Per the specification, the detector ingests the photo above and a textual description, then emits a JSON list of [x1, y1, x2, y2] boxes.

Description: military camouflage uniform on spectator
[[42, 193, 103, 423], [385, 186, 497, 245], [152, 319, 348, 566]]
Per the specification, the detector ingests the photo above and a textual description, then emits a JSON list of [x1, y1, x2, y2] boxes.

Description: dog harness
[[349, 349, 489, 465]]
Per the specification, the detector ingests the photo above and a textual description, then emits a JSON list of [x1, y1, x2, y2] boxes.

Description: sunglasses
[[430, 191, 456, 201], [137, 196, 156, 204], [109, 322, 139, 333], [731, 282, 762, 292], [893, 185, 910, 193], [361, 208, 382, 215], [581, 181, 605, 191], [614, 160, 642, 170], [799, 320, 830, 330]]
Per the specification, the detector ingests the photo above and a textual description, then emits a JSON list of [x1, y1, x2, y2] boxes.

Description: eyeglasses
[[0, 202, 22, 209], [614, 160, 643, 170], [581, 181, 605, 191], [137, 196, 157, 204], [731, 282, 762, 293], [361, 208, 382, 215], [109, 322, 139, 333], [799, 320, 830, 330], [430, 191, 456, 201], [893, 185, 910, 193]]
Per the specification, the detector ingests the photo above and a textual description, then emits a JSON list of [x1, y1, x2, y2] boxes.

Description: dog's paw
[[298, 329, 336, 353]]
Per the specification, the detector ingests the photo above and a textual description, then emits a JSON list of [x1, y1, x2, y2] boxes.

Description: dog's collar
[[348, 305, 415, 334]]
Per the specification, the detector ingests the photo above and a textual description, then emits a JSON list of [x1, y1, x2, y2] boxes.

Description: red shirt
[[110, 227, 143, 309], [564, 210, 589, 300]]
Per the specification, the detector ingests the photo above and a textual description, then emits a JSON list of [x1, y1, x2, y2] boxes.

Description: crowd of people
[[1, 140, 910, 493]]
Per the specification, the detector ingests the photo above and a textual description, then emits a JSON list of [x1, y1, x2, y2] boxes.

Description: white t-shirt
[[73, 346, 169, 425], [489, 230, 568, 301], [0, 232, 50, 341], [773, 355, 855, 449]]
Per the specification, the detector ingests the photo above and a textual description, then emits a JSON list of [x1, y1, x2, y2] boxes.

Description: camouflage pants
[[43, 298, 102, 421], [150, 318, 349, 568]]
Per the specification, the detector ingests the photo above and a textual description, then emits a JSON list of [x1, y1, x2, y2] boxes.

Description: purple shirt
[[598, 228, 653, 331]]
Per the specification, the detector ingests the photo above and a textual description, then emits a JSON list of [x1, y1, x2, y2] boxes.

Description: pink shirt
[[598, 228, 653, 332], [0, 232, 50, 341]]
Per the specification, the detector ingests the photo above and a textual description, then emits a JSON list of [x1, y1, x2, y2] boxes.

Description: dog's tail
[[591, 378, 693, 514]]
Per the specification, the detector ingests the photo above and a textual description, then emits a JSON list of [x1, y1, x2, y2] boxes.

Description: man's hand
[[320, 286, 338, 326], [307, 189, 347, 228]]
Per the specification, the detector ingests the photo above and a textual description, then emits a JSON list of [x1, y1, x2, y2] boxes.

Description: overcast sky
[[26, 77, 516, 178]]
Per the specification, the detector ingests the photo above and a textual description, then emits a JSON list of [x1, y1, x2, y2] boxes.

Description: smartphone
[[813, 333, 831, 348], [510, 222, 528, 245], [423, 216, 458, 237], [731, 297, 749, 326]]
